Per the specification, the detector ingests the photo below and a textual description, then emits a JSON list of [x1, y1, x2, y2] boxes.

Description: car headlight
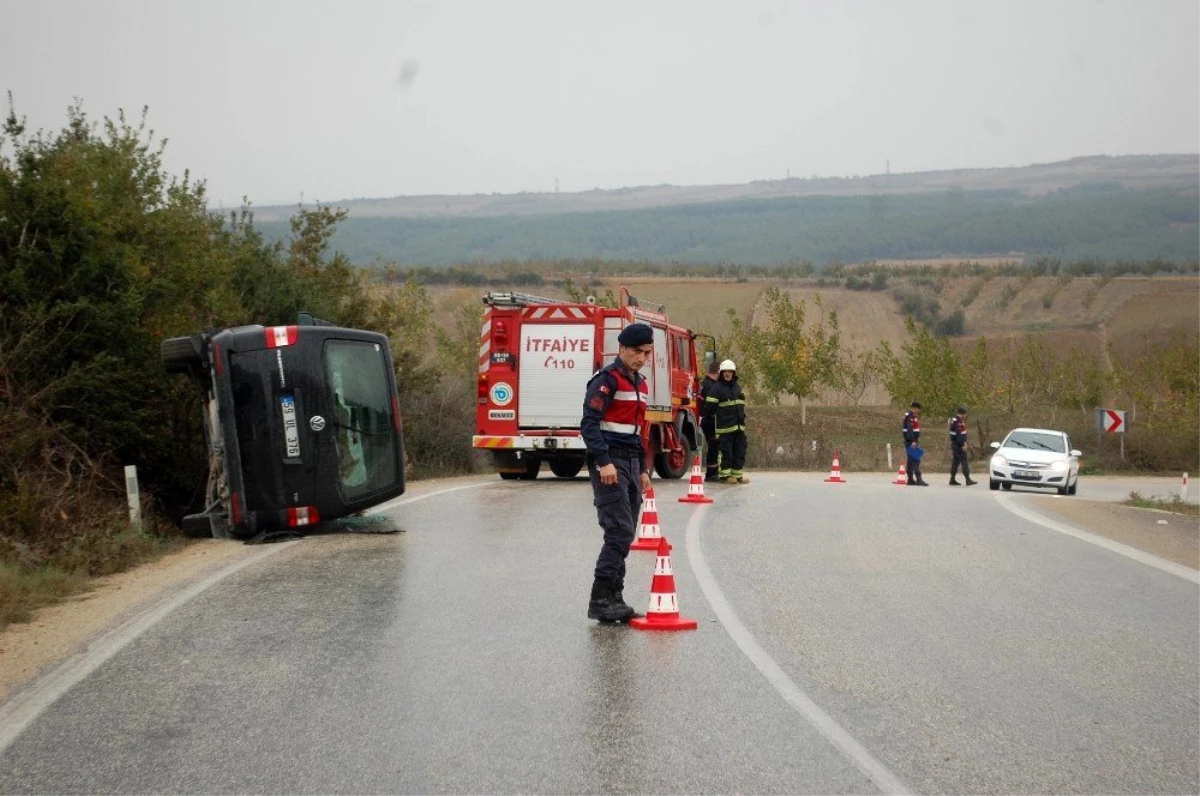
[[1050, 459, 1067, 472], [992, 455, 1007, 468]]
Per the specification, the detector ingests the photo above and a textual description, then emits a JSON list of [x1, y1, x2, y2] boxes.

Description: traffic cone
[[630, 537, 698, 631], [630, 487, 663, 551], [678, 455, 714, 503], [893, 463, 909, 485], [824, 449, 847, 483]]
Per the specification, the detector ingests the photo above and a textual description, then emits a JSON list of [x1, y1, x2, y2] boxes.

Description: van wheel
[[161, 336, 202, 373], [548, 458, 584, 479]]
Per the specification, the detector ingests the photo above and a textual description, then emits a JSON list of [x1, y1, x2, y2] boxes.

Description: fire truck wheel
[[654, 441, 693, 480], [548, 457, 584, 479], [516, 458, 541, 480]]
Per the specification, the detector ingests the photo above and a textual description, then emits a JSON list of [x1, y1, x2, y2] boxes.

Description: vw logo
[[489, 382, 514, 406], [309, 415, 326, 431]]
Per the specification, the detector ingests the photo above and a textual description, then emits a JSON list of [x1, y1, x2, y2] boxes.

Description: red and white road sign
[[1102, 409, 1126, 433]]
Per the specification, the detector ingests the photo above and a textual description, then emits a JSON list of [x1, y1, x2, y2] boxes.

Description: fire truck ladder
[[481, 291, 571, 307]]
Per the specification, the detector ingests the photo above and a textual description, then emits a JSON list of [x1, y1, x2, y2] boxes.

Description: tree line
[[252, 185, 1200, 267]]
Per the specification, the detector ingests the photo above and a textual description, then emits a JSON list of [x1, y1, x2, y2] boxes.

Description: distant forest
[[252, 183, 1199, 267]]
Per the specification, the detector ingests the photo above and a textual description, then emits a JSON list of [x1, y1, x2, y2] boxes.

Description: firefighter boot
[[949, 478, 962, 486], [965, 477, 978, 486], [588, 578, 636, 623]]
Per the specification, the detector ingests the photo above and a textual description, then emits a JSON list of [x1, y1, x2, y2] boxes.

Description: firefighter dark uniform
[[948, 407, 977, 486], [581, 322, 652, 623], [703, 360, 749, 484], [902, 401, 928, 486], [699, 369, 720, 481]]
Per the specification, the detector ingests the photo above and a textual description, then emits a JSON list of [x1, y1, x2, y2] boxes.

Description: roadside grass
[[0, 563, 92, 627], [1123, 492, 1200, 519], [0, 519, 185, 633]]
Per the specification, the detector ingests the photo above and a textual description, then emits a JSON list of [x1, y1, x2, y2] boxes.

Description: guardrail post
[[125, 465, 142, 532]]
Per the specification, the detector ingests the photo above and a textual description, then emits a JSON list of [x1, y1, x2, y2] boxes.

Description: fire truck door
[[648, 325, 670, 409], [518, 323, 593, 427]]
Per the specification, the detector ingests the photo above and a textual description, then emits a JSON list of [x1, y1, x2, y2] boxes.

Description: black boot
[[587, 578, 636, 623], [613, 577, 641, 619], [965, 478, 978, 486], [949, 478, 962, 486]]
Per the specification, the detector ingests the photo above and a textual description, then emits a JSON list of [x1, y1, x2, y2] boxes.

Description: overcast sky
[[2, 0, 1197, 207]]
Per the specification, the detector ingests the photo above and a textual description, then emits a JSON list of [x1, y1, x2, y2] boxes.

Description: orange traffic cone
[[630, 487, 663, 551], [630, 537, 697, 631], [824, 449, 847, 483], [893, 463, 908, 485], [678, 455, 714, 503]]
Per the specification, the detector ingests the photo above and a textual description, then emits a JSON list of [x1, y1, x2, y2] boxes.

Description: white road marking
[[996, 494, 1199, 584], [684, 505, 912, 796], [0, 482, 492, 754]]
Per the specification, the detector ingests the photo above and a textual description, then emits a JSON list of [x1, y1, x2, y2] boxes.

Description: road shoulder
[[1026, 496, 1199, 570]]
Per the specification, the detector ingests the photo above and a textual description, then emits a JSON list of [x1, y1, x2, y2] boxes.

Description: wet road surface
[[0, 473, 1196, 794]]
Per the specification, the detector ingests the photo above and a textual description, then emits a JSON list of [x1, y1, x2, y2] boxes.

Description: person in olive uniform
[[580, 322, 654, 623], [699, 359, 721, 482], [948, 406, 977, 486], [902, 401, 929, 486], [703, 359, 749, 484]]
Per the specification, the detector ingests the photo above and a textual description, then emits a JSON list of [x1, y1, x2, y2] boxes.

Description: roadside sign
[[1096, 408, 1126, 433]]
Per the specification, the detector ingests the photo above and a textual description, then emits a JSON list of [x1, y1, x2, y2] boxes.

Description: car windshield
[[1004, 431, 1067, 453], [325, 340, 400, 501]]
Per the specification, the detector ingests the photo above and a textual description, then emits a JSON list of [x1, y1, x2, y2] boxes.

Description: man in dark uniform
[[902, 401, 929, 486], [699, 359, 720, 481], [948, 406, 978, 486], [581, 322, 654, 623]]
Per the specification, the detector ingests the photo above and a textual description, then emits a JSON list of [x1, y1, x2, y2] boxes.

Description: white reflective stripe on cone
[[647, 593, 679, 614], [655, 556, 674, 575]]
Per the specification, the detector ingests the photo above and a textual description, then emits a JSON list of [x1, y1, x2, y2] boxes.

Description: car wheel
[[1068, 478, 1078, 496], [989, 480, 999, 491], [1001, 482, 1012, 491], [499, 472, 520, 480], [1057, 484, 1069, 496]]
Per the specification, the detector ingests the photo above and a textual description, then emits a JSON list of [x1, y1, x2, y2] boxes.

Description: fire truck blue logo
[[490, 382, 513, 406]]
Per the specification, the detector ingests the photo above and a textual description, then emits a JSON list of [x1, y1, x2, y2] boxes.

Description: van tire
[[162, 336, 202, 373]]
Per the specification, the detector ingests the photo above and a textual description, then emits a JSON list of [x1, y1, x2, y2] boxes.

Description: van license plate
[[281, 395, 300, 458]]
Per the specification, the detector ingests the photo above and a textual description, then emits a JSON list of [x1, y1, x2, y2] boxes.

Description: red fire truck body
[[473, 290, 704, 480]]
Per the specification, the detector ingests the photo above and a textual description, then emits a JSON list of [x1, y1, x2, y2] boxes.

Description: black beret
[[957, 406, 968, 414], [910, 401, 922, 409], [618, 323, 654, 347]]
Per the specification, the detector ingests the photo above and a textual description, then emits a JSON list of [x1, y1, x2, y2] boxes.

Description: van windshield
[[325, 340, 400, 501]]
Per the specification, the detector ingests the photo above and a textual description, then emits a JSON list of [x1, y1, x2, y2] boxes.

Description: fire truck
[[473, 288, 708, 481]]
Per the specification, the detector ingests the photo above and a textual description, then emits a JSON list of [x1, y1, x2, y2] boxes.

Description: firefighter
[[699, 359, 721, 481], [902, 401, 929, 486], [581, 322, 654, 623], [948, 406, 978, 486], [703, 359, 749, 484]]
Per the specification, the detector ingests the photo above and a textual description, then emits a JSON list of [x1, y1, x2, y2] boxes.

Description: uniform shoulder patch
[[598, 384, 610, 395], [588, 395, 605, 410]]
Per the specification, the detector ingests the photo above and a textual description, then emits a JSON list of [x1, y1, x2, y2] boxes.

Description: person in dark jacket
[[699, 359, 720, 481], [581, 322, 654, 623], [948, 406, 978, 486], [902, 401, 929, 486], [703, 359, 749, 484]]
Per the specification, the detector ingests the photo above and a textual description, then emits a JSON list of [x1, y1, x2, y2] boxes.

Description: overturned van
[[163, 313, 406, 539]]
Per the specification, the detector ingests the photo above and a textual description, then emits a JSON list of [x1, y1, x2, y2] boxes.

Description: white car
[[988, 427, 1081, 496]]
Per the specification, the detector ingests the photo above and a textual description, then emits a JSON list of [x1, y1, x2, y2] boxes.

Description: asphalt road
[[0, 473, 1196, 795]]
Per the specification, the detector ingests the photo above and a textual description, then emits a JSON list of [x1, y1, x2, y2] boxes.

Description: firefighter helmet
[[719, 359, 736, 372]]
